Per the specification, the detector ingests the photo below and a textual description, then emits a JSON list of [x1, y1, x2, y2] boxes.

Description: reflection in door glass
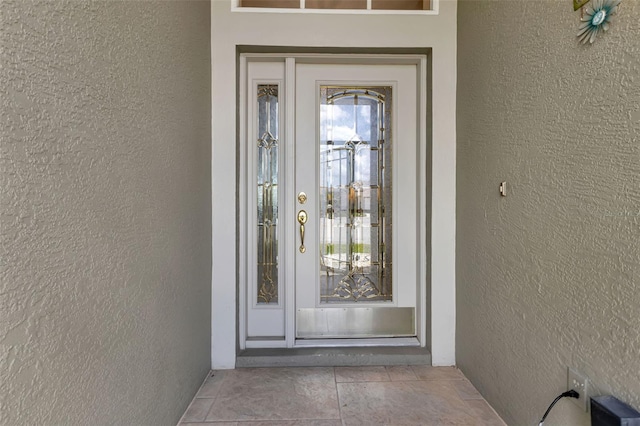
[[257, 85, 279, 304], [319, 87, 392, 303]]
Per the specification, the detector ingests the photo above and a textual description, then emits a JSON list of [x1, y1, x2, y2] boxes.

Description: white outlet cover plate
[[568, 367, 589, 411]]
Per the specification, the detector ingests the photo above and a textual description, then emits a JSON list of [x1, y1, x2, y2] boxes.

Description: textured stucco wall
[[1, 1, 211, 424], [456, 1, 640, 424]]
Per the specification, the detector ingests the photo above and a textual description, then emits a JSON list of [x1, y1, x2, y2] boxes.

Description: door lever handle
[[297, 210, 308, 253]]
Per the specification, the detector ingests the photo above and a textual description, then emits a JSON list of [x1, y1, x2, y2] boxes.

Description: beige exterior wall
[[1, 1, 212, 424], [456, 1, 640, 424]]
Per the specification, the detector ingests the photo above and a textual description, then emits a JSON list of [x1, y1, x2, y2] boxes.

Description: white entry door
[[294, 63, 418, 339], [243, 58, 422, 347]]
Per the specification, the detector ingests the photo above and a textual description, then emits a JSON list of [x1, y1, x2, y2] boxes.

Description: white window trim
[[230, 0, 440, 15]]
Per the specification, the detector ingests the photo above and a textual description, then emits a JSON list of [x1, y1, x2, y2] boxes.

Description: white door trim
[[239, 53, 428, 351], [284, 57, 297, 348]]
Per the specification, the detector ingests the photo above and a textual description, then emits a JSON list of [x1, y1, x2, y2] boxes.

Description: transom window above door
[[234, 0, 434, 13]]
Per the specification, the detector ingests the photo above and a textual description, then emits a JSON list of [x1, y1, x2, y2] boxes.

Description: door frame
[[238, 52, 429, 351]]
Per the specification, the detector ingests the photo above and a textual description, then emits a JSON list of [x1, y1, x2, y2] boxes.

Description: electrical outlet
[[568, 367, 589, 411]]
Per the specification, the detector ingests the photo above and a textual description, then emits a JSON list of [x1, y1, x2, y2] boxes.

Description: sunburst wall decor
[[577, 0, 622, 44]]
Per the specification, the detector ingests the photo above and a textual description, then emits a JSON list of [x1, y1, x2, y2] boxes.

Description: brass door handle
[[297, 210, 308, 253]]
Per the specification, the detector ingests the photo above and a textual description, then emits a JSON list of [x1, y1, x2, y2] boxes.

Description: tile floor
[[179, 366, 506, 426]]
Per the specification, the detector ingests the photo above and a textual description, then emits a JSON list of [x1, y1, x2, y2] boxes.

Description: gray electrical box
[[591, 396, 640, 426]]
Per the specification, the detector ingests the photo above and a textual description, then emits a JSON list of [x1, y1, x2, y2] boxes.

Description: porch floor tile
[[179, 366, 505, 426]]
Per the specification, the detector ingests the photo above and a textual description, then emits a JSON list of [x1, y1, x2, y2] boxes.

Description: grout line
[[231, 421, 342, 424], [194, 370, 214, 398], [196, 370, 226, 398], [334, 366, 346, 425], [177, 370, 214, 425], [202, 370, 231, 422], [460, 398, 507, 425]]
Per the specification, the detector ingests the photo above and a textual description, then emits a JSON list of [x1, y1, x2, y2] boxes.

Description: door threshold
[[236, 346, 431, 368], [294, 337, 420, 348]]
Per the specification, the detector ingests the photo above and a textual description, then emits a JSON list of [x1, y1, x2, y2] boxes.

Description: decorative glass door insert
[[319, 87, 393, 303], [257, 84, 279, 304]]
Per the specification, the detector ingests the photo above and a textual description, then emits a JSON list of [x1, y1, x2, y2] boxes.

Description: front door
[[243, 57, 422, 348]]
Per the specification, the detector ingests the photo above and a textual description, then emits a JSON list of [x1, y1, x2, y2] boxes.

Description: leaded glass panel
[[257, 85, 279, 304], [319, 87, 393, 303]]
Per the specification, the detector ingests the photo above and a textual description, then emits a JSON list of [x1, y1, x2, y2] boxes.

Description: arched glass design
[[319, 87, 393, 303]]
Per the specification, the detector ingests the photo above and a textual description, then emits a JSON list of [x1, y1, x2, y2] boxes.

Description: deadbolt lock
[[298, 192, 307, 204]]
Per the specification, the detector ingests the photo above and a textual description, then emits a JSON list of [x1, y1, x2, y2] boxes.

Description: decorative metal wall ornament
[[577, 0, 622, 44]]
